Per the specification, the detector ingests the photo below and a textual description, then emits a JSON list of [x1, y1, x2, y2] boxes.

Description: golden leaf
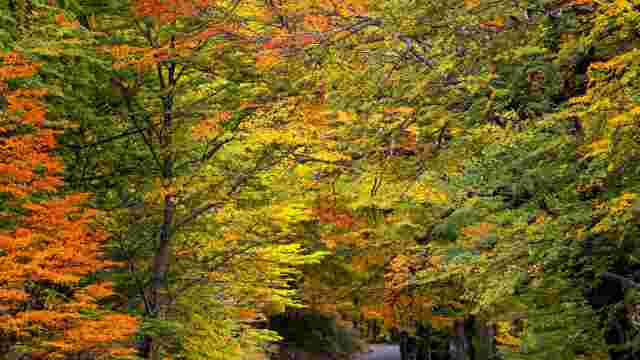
[[336, 111, 355, 122], [465, 0, 481, 9], [384, 107, 415, 114]]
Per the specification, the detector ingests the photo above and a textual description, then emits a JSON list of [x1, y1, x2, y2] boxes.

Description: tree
[[23, 1, 333, 358], [0, 50, 138, 358]]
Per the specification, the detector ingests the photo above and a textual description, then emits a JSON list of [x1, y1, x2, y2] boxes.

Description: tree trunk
[[475, 322, 497, 360], [416, 323, 432, 360], [368, 319, 379, 341], [400, 331, 409, 360], [146, 47, 177, 358], [465, 317, 475, 360], [449, 319, 470, 360]]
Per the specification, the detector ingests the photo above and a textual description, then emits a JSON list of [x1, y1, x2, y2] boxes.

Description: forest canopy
[[1, 0, 640, 359]]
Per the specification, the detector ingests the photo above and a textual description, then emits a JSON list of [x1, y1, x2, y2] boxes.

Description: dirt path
[[357, 344, 400, 360]]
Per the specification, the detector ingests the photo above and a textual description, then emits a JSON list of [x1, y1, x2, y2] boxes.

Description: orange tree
[[0, 51, 138, 357]]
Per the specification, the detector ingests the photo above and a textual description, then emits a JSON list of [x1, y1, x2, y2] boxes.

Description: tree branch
[[65, 127, 148, 151], [600, 272, 640, 289]]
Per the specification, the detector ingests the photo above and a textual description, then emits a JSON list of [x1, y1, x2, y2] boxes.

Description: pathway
[[359, 344, 400, 360]]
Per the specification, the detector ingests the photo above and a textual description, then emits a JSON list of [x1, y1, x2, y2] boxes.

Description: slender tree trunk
[[416, 322, 432, 360], [150, 193, 174, 311], [475, 321, 497, 360], [449, 319, 470, 360], [146, 44, 177, 358], [368, 319, 378, 340], [400, 331, 409, 360], [465, 317, 476, 360]]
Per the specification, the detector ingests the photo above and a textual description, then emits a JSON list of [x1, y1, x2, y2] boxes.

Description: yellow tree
[[36, 0, 340, 358]]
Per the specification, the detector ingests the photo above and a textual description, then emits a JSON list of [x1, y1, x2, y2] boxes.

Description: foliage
[[265, 0, 640, 358], [4, 0, 640, 358], [1, 0, 333, 358], [0, 51, 138, 358]]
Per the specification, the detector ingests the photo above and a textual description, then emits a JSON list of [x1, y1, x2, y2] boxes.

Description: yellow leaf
[[494, 16, 506, 27], [611, 193, 637, 215], [224, 232, 242, 242], [304, 15, 330, 32], [465, 0, 481, 9], [496, 321, 521, 347], [336, 111, 355, 122], [582, 139, 610, 159], [608, 113, 631, 127], [589, 62, 613, 72], [256, 52, 280, 69], [615, 0, 629, 10], [384, 107, 415, 114], [414, 183, 449, 204], [569, 95, 592, 104]]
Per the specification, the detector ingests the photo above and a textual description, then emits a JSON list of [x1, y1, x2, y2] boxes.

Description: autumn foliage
[[0, 52, 138, 357]]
